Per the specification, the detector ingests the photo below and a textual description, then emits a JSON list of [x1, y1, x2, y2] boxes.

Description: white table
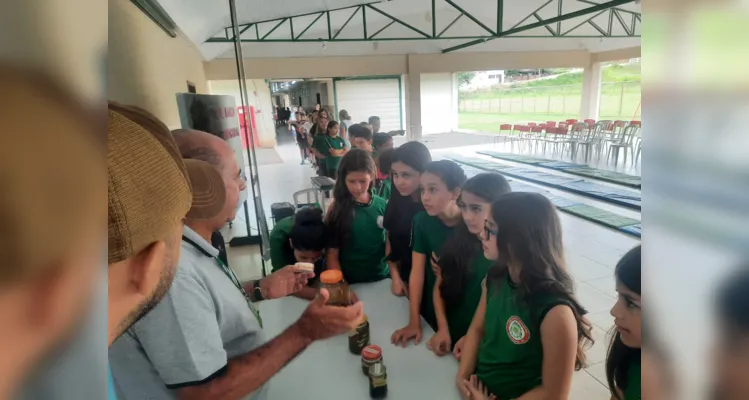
[[259, 280, 461, 399]]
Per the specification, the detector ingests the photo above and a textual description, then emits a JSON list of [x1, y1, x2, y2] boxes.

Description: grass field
[[458, 63, 641, 132]]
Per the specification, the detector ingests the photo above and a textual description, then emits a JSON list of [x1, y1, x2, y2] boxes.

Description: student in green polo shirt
[[310, 116, 329, 176], [457, 192, 593, 400], [391, 160, 466, 347], [375, 148, 394, 201], [606, 244, 641, 400], [320, 120, 347, 179], [269, 207, 327, 300], [325, 149, 389, 284], [429, 173, 511, 358]]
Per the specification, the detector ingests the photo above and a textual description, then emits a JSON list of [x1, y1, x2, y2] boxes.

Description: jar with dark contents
[[317, 270, 350, 306], [361, 345, 383, 376], [348, 314, 370, 354], [368, 363, 388, 398]]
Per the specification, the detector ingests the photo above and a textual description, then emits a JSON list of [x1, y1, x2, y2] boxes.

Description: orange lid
[[320, 269, 344, 284], [361, 345, 382, 360]]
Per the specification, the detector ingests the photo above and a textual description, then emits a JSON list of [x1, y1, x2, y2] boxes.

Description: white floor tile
[[570, 369, 613, 399], [576, 282, 617, 314], [587, 311, 615, 331]]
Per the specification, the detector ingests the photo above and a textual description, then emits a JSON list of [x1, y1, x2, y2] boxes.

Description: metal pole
[[228, 0, 269, 273]]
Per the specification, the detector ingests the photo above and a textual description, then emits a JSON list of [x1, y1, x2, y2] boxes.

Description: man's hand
[[391, 277, 408, 297], [259, 266, 315, 300], [453, 336, 466, 360], [460, 375, 496, 400], [391, 323, 422, 348], [427, 330, 451, 356], [295, 288, 364, 341]]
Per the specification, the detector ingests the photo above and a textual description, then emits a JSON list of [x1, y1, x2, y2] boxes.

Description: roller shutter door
[[335, 78, 402, 132]]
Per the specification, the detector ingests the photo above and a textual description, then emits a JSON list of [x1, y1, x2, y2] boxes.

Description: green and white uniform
[[476, 274, 571, 399], [321, 135, 346, 174], [445, 251, 492, 345], [311, 134, 327, 170], [623, 357, 641, 400], [269, 216, 295, 273], [339, 194, 389, 283], [411, 211, 456, 329], [377, 177, 392, 201]]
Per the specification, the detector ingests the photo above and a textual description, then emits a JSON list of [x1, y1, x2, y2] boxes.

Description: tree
[[457, 72, 476, 87]]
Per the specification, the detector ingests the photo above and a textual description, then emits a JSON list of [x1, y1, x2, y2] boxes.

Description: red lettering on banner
[[223, 128, 240, 140]]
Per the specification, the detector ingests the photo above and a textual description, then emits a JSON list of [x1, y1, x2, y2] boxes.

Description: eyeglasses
[[483, 219, 498, 241]]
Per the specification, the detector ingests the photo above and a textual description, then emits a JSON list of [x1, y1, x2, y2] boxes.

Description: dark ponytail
[[439, 173, 511, 308], [290, 207, 325, 251], [606, 245, 641, 399], [325, 149, 376, 248]]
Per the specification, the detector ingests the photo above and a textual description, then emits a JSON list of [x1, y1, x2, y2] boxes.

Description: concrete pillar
[[405, 72, 422, 141], [580, 61, 602, 120], [450, 72, 459, 132]]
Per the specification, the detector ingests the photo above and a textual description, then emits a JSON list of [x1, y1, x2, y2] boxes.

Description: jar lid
[[361, 345, 382, 360], [320, 270, 343, 284]]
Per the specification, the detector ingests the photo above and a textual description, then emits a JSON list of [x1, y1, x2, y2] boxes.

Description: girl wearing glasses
[[391, 160, 466, 347], [429, 173, 511, 358], [457, 192, 593, 400]]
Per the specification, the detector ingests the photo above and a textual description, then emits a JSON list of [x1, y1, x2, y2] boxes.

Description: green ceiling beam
[[294, 12, 324, 39], [533, 13, 557, 36], [261, 18, 287, 40], [445, 0, 495, 36], [442, 0, 635, 53], [366, 4, 430, 38], [496, 0, 503, 33], [332, 6, 360, 40], [438, 13, 463, 37], [205, 35, 637, 44], [369, 21, 395, 39]]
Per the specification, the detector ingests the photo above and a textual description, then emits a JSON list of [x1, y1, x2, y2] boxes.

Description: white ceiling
[[155, 0, 641, 60]]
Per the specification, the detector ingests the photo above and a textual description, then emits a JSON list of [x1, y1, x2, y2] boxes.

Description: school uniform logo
[[506, 316, 530, 344], [377, 215, 384, 229]]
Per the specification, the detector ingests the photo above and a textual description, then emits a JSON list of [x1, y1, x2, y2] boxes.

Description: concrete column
[[450, 72, 459, 132], [580, 61, 602, 120], [405, 72, 422, 141]]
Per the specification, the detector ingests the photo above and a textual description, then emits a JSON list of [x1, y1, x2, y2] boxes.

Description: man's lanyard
[[182, 235, 263, 328]]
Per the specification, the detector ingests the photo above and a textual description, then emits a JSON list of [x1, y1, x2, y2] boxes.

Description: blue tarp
[[449, 155, 641, 210], [453, 157, 640, 238], [619, 224, 642, 237]]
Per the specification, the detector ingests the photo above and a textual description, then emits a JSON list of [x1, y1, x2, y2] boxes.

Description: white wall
[[420, 73, 458, 135], [208, 79, 277, 148]]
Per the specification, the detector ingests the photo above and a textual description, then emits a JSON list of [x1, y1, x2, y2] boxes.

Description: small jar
[[368, 363, 388, 399], [361, 345, 383, 376], [318, 270, 350, 306], [348, 314, 371, 354]]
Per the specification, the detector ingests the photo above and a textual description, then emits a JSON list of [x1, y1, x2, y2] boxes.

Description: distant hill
[[504, 61, 641, 89]]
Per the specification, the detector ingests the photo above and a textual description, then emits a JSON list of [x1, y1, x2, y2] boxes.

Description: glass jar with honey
[[348, 314, 370, 354], [318, 270, 350, 306]]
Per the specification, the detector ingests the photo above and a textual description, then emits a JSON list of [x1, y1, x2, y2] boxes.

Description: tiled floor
[[225, 130, 640, 398]]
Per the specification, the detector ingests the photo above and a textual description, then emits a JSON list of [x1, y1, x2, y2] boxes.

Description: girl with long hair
[[325, 149, 389, 284], [269, 207, 326, 300], [383, 142, 432, 296], [391, 160, 466, 346], [711, 265, 749, 400], [606, 245, 641, 400], [319, 120, 346, 179], [457, 192, 593, 400], [430, 173, 511, 357]]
